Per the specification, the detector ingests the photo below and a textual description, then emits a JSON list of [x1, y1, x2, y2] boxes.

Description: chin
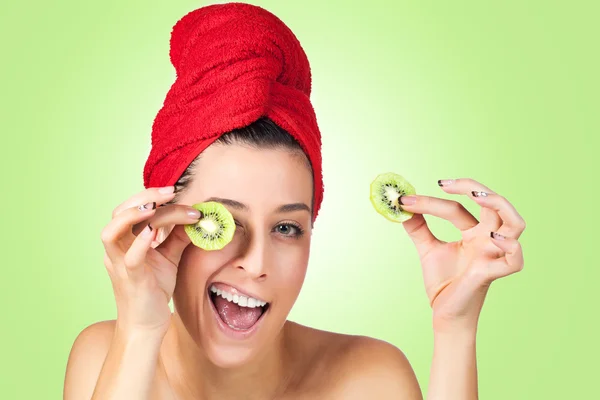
[[202, 340, 259, 369]]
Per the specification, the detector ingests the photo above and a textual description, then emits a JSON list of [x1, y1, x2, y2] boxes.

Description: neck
[[164, 312, 293, 399]]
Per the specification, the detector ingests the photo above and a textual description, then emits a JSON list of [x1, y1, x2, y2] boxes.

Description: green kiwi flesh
[[184, 202, 236, 251], [370, 172, 416, 223]]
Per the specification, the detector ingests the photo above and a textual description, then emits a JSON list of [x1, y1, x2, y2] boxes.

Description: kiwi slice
[[184, 202, 236, 251], [370, 172, 417, 223]]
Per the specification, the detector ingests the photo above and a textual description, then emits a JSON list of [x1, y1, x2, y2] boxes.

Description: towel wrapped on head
[[143, 2, 324, 221]]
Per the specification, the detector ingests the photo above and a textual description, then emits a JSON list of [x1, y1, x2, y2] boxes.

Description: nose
[[234, 232, 269, 281]]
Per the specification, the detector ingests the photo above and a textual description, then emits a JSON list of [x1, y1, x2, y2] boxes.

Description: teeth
[[210, 285, 267, 308]]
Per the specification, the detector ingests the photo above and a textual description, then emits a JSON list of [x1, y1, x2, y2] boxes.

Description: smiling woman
[[64, 111, 423, 398], [62, 2, 528, 399], [62, 3, 424, 394], [158, 116, 318, 369]]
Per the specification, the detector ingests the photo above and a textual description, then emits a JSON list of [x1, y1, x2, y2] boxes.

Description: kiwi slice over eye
[[184, 202, 236, 251], [370, 172, 417, 223]]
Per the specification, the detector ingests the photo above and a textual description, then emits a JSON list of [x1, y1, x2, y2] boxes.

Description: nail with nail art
[[490, 231, 506, 240], [472, 191, 488, 197], [438, 179, 455, 186], [138, 202, 157, 211]]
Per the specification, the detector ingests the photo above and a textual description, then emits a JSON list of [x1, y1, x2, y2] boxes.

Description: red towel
[[143, 2, 324, 221]]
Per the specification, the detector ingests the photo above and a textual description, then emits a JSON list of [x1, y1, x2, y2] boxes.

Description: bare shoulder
[[328, 335, 423, 399], [286, 322, 423, 399], [63, 319, 116, 399]]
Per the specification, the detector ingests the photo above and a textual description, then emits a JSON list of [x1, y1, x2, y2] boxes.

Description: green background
[[2, 0, 597, 398]]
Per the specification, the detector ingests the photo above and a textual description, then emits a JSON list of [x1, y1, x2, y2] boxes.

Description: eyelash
[[273, 222, 304, 239], [233, 220, 305, 239]]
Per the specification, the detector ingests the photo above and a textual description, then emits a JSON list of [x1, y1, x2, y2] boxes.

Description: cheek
[[272, 240, 310, 296], [176, 245, 237, 293]]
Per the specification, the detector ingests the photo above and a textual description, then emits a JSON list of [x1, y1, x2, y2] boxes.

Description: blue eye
[[274, 223, 304, 238]]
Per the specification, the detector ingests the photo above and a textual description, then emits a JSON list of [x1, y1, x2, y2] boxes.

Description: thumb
[[402, 212, 439, 258]]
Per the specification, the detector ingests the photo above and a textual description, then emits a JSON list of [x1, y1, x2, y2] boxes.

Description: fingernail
[[138, 202, 156, 211], [142, 224, 153, 237], [187, 208, 202, 219], [159, 186, 175, 194], [438, 179, 455, 186], [472, 191, 488, 197], [399, 195, 417, 205], [491, 231, 506, 240]]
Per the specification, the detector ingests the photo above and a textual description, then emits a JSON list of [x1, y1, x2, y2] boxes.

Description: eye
[[233, 220, 246, 233], [276, 224, 293, 235], [273, 223, 304, 238]]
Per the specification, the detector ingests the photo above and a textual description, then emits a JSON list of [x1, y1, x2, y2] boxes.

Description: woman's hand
[[100, 186, 202, 337], [399, 178, 526, 333]]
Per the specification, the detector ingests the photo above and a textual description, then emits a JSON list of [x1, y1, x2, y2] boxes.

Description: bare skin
[[65, 140, 526, 398], [64, 143, 423, 399], [65, 317, 422, 399]]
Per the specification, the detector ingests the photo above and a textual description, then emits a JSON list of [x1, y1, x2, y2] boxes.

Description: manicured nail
[[472, 190, 488, 197], [438, 179, 455, 186], [491, 231, 506, 240], [187, 208, 202, 219], [159, 186, 175, 194], [137, 202, 156, 211], [399, 195, 417, 205]]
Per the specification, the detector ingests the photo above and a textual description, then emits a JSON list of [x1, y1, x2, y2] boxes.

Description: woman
[[63, 3, 526, 399]]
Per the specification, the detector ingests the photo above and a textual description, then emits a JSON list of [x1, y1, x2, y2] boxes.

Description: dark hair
[[166, 117, 313, 206]]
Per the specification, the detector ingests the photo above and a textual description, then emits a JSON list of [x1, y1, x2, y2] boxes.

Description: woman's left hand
[[398, 178, 526, 334]]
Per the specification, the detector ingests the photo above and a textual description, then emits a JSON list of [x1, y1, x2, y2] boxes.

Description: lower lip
[[207, 290, 269, 340]]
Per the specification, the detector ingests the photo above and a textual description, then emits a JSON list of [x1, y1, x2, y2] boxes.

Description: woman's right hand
[[100, 186, 202, 337]]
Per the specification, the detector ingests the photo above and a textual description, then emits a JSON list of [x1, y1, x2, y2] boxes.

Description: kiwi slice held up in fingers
[[370, 172, 417, 223], [184, 202, 236, 251]]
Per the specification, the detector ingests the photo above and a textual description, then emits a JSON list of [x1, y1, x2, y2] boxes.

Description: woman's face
[[171, 142, 314, 368]]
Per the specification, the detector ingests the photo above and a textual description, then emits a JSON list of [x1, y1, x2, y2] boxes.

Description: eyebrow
[[204, 197, 311, 214], [276, 203, 311, 214], [205, 197, 248, 211]]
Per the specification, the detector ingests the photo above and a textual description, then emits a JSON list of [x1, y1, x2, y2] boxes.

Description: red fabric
[[143, 2, 324, 221]]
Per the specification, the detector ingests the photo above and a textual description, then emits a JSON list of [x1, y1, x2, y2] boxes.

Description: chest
[[149, 367, 336, 400]]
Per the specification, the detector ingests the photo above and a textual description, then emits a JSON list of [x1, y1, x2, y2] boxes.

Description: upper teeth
[[210, 285, 267, 308]]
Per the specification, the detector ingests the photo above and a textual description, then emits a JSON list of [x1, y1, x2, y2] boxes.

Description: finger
[[471, 192, 527, 239], [153, 224, 193, 266], [486, 232, 524, 280], [122, 224, 157, 282], [103, 251, 115, 277], [438, 178, 503, 229], [132, 204, 202, 236], [399, 194, 479, 231], [101, 202, 158, 260], [112, 186, 176, 218]]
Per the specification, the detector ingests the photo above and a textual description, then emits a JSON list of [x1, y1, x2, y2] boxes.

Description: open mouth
[[208, 284, 270, 332]]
